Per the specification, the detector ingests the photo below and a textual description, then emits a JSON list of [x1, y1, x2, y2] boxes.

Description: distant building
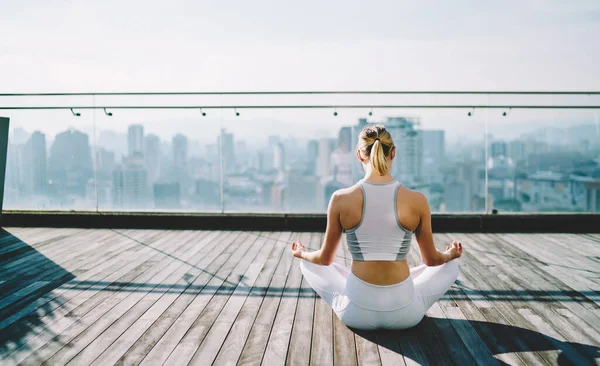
[[273, 142, 285, 172], [285, 169, 318, 211], [218, 129, 235, 174], [128, 125, 144, 156], [154, 182, 180, 209], [508, 140, 527, 163], [23, 131, 47, 195], [195, 178, 220, 207], [444, 180, 470, 212], [307, 139, 319, 174], [385, 117, 424, 185], [490, 141, 507, 158], [172, 133, 189, 194], [47, 129, 93, 196], [316, 138, 334, 178], [422, 130, 445, 163], [145, 134, 161, 184], [112, 154, 148, 208], [95, 147, 116, 181], [584, 180, 600, 212]]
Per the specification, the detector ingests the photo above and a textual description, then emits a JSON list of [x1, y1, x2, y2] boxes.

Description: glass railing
[[1, 91, 599, 213]]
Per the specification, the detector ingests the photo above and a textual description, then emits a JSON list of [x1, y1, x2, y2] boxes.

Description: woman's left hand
[[291, 240, 306, 259]]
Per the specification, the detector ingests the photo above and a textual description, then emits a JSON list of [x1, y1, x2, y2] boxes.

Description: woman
[[291, 124, 462, 330]]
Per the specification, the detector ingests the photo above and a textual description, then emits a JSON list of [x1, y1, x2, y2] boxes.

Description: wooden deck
[[0, 228, 598, 365]]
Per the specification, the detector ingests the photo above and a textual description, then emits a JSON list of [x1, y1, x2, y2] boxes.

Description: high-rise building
[[384, 117, 424, 185], [23, 131, 47, 195], [218, 129, 235, 174], [307, 139, 318, 174], [444, 180, 471, 212], [47, 129, 93, 196], [128, 125, 144, 156], [422, 130, 445, 163], [154, 181, 180, 209], [490, 141, 507, 158], [145, 134, 161, 183], [273, 142, 285, 172], [285, 169, 318, 211], [508, 140, 527, 163], [95, 147, 116, 181], [112, 154, 148, 208], [316, 138, 334, 178], [172, 133, 189, 195]]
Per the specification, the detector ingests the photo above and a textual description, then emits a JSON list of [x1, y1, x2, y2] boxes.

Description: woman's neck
[[363, 171, 395, 184]]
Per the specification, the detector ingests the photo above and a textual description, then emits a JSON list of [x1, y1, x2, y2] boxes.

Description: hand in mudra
[[445, 240, 463, 260], [291, 240, 306, 259]]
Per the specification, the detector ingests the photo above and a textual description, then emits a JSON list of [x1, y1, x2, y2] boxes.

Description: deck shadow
[[352, 317, 600, 365], [0, 229, 75, 358]]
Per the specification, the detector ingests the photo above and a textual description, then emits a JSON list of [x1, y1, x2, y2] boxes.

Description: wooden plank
[[454, 234, 572, 365], [332, 234, 359, 366], [233, 232, 310, 366], [160, 231, 267, 365], [112, 231, 247, 366], [438, 234, 526, 366], [2, 230, 186, 365], [464, 233, 600, 364], [21, 230, 207, 365], [260, 233, 309, 365], [64, 230, 221, 365], [309, 239, 334, 366], [84, 230, 224, 365], [185, 232, 287, 365], [209, 232, 292, 366], [0, 230, 129, 317], [425, 302, 477, 365], [282, 233, 317, 366], [136, 231, 255, 365], [438, 303, 498, 365], [493, 234, 600, 332], [0, 230, 160, 330]]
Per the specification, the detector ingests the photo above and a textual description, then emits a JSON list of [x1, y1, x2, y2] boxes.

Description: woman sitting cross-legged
[[291, 124, 462, 330]]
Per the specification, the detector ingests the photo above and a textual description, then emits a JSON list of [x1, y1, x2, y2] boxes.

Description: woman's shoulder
[[397, 185, 428, 208]]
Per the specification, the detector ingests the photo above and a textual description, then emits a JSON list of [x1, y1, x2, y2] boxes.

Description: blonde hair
[[357, 124, 394, 176]]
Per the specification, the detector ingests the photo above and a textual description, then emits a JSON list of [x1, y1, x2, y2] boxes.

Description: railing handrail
[[1, 90, 600, 97], [1, 105, 600, 110]]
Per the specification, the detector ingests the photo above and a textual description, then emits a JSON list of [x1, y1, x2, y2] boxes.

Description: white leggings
[[299, 260, 459, 330]]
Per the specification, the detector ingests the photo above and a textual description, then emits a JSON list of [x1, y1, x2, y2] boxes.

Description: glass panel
[[90, 106, 224, 212], [2, 92, 597, 214], [486, 97, 600, 213], [4, 96, 98, 210]]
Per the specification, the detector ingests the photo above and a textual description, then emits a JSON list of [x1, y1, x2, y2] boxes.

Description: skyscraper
[[145, 134, 161, 183], [316, 138, 334, 178], [307, 139, 318, 174], [172, 133, 189, 195], [172, 134, 188, 166], [273, 142, 285, 172], [218, 129, 235, 174], [154, 181, 180, 209], [47, 129, 93, 196], [23, 131, 47, 195], [112, 154, 148, 208], [384, 117, 424, 185], [491, 141, 508, 158], [422, 130, 445, 163], [128, 125, 144, 156]]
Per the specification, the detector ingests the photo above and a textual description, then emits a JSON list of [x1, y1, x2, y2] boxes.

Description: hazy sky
[[1, 0, 599, 142]]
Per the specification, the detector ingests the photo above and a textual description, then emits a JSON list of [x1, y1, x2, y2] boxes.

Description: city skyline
[[5, 115, 600, 213]]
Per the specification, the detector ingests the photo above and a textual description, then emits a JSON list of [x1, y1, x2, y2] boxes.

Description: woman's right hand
[[444, 240, 463, 260]]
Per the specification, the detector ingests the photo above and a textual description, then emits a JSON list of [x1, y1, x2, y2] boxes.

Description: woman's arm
[[291, 192, 343, 266], [414, 193, 462, 266]]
